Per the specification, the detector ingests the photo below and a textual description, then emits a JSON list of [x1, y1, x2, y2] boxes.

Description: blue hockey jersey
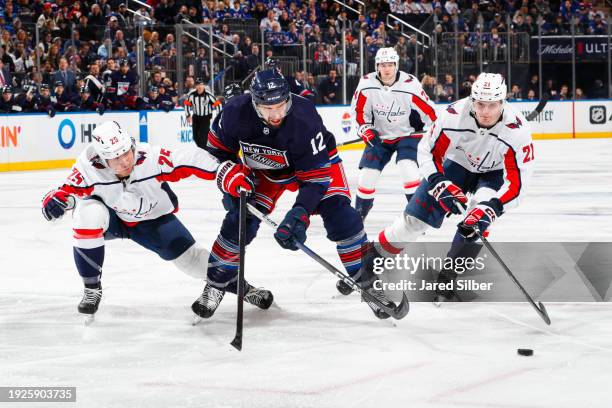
[[206, 93, 340, 214]]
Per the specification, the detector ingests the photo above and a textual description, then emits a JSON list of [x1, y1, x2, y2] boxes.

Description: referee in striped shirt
[[184, 78, 220, 149]]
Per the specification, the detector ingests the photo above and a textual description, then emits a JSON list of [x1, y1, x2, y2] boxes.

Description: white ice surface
[[1, 138, 612, 408]]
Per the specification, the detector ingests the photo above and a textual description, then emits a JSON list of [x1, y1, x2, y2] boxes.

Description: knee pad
[[73, 199, 110, 230], [72, 199, 109, 248], [383, 213, 428, 245], [172, 244, 210, 279], [357, 168, 381, 199], [397, 159, 420, 195]]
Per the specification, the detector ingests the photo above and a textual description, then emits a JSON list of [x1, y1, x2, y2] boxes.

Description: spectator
[[194, 47, 210, 83], [77, 15, 96, 43], [445, 0, 459, 16], [319, 69, 340, 105], [366, 9, 381, 33], [441, 74, 455, 102], [421, 75, 436, 101], [557, 84, 570, 100], [526, 89, 537, 101], [113, 30, 131, 52], [97, 38, 111, 59], [161, 34, 175, 53], [53, 57, 76, 94], [574, 88, 586, 100], [88, 4, 105, 27], [509, 84, 523, 101], [260, 10, 277, 31], [246, 44, 260, 71]]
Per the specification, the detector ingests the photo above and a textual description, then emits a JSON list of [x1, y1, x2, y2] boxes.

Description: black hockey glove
[[427, 172, 468, 216], [274, 206, 310, 251], [42, 188, 75, 221], [457, 199, 503, 241]]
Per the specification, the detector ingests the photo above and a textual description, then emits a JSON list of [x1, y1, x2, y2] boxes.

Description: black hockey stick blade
[[360, 288, 410, 319], [537, 301, 551, 325], [391, 292, 410, 319], [525, 94, 549, 121], [244, 203, 409, 320], [231, 189, 248, 351], [476, 230, 551, 325]]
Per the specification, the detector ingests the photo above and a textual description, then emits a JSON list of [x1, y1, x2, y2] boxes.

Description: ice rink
[[1, 138, 612, 407]]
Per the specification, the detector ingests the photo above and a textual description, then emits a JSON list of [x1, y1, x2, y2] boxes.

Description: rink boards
[[0, 100, 610, 172]]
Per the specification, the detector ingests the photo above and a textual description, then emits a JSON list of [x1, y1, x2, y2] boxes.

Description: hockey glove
[[457, 199, 503, 242], [357, 124, 380, 146], [427, 172, 468, 216], [274, 206, 310, 251], [42, 188, 75, 221], [216, 161, 254, 197]]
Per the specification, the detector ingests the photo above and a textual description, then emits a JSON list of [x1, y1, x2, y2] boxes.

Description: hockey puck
[[517, 348, 534, 356]]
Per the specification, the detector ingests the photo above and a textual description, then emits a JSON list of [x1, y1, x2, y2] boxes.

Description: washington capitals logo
[[239, 142, 289, 170], [136, 150, 147, 165], [506, 116, 523, 129], [447, 104, 458, 114], [90, 154, 105, 169]]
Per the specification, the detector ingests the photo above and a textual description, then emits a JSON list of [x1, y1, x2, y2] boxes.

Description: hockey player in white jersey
[[40, 121, 257, 320], [351, 47, 437, 221], [359, 73, 535, 301]]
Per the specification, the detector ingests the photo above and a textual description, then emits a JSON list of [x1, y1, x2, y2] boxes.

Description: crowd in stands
[[0, 0, 608, 114]]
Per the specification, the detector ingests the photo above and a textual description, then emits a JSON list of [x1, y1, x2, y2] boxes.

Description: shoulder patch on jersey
[[446, 104, 459, 114], [506, 116, 523, 129], [90, 155, 105, 169], [364, 75, 369, 79], [136, 150, 147, 165]]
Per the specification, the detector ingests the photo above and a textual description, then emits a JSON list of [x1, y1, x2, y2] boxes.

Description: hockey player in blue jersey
[[191, 68, 395, 319]]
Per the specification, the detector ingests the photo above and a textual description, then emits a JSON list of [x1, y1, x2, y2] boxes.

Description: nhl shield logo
[[239, 141, 289, 170], [341, 112, 352, 135], [590, 106, 606, 125]]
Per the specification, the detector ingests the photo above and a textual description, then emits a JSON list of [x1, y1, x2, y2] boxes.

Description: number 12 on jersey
[[310, 132, 327, 155]]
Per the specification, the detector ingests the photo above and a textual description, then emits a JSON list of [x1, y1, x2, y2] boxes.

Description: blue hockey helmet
[[249, 68, 292, 124], [250, 69, 291, 106]]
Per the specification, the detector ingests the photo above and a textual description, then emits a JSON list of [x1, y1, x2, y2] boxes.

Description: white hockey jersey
[[418, 97, 534, 211], [59, 143, 219, 224], [351, 71, 437, 140]]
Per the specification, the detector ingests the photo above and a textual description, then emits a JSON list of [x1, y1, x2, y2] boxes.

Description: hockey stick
[[230, 189, 248, 351], [246, 203, 409, 320], [476, 230, 551, 325], [336, 137, 363, 148], [340, 97, 548, 149], [525, 94, 550, 121], [337, 131, 425, 148]]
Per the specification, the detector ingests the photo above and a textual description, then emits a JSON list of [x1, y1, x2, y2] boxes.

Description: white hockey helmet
[[92, 121, 135, 160], [375, 47, 399, 67], [471, 73, 507, 102]]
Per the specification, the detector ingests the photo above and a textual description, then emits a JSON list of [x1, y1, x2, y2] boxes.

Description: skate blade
[[83, 314, 95, 326]]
